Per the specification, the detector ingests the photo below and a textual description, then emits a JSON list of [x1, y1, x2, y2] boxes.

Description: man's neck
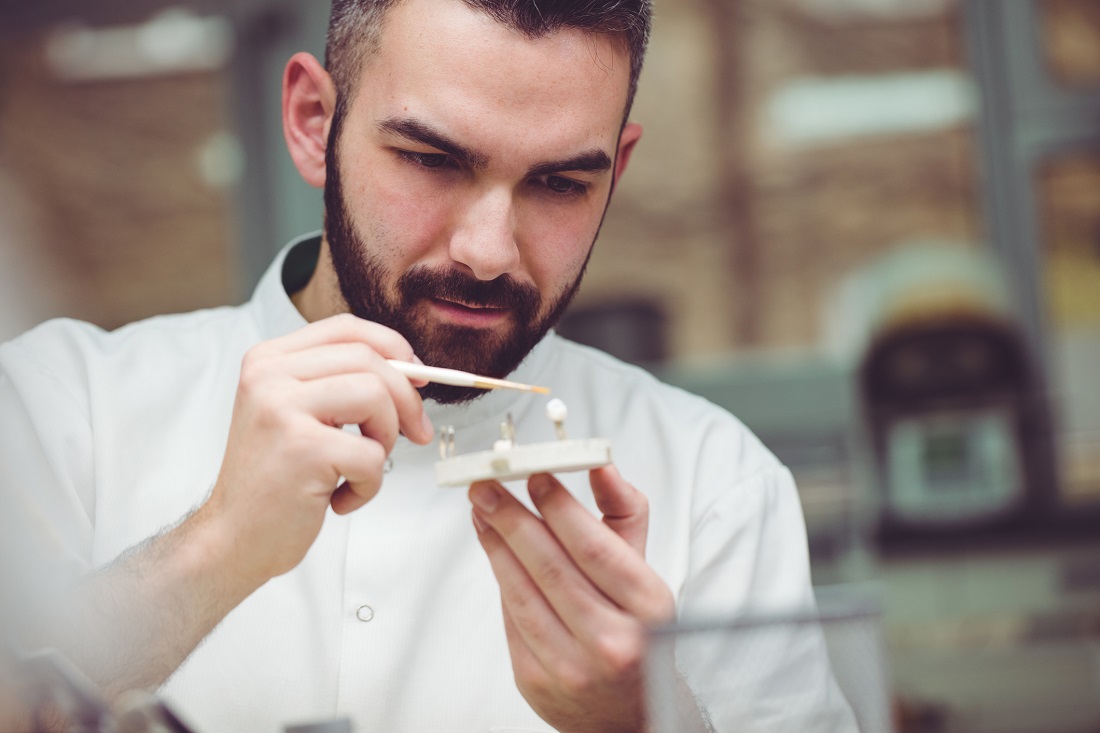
[[290, 237, 348, 323]]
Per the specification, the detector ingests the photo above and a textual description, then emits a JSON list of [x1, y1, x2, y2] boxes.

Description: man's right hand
[[196, 313, 434, 584]]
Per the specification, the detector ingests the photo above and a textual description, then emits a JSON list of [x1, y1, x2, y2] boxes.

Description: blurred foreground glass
[[646, 587, 893, 733]]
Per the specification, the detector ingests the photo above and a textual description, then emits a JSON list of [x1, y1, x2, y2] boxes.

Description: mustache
[[397, 266, 541, 314]]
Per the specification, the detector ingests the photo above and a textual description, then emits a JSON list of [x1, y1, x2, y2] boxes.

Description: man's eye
[[545, 175, 586, 197], [399, 151, 451, 169]]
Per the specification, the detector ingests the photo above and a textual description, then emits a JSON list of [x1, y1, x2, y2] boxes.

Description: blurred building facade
[[0, 0, 1096, 355], [2, 1, 1100, 730], [589, 0, 980, 355]]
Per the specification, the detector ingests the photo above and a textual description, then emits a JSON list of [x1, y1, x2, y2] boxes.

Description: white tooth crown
[[545, 398, 568, 423]]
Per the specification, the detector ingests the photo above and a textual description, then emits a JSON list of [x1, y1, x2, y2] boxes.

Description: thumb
[[589, 465, 648, 555]]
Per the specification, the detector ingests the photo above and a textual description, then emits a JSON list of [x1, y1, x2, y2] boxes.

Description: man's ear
[[610, 122, 643, 194], [283, 52, 338, 189]]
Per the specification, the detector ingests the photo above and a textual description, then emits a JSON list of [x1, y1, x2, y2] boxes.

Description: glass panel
[[1037, 154, 1100, 506], [1039, 0, 1100, 88]]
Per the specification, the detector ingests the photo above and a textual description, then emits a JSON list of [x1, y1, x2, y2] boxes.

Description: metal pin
[[439, 426, 456, 459]]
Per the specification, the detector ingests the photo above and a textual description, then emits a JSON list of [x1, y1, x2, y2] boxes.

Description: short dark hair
[[326, 0, 651, 120]]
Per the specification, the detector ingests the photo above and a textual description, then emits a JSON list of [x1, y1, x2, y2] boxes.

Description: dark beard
[[323, 102, 587, 404]]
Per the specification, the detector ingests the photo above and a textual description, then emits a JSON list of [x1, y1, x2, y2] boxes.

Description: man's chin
[[417, 381, 491, 406], [407, 321, 515, 373], [414, 309, 548, 402], [407, 323, 541, 405]]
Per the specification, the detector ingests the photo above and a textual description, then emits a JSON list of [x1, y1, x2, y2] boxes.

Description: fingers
[[330, 480, 373, 515], [471, 481, 662, 730], [281, 342, 392, 381], [470, 482, 625, 636], [246, 323, 433, 446], [527, 473, 671, 623], [471, 507, 582, 664], [296, 366, 431, 446], [300, 373, 400, 449], [325, 427, 389, 515], [589, 466, 649, 555], [283, 343, 429, 386], [499, 604, 555, 692]]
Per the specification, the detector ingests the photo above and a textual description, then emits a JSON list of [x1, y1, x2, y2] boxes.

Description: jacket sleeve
[[0, 333, 97, 634], [671, 429, 858, 732]]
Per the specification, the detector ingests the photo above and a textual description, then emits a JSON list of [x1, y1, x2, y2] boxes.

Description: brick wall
[[0, 36, 237, 330]]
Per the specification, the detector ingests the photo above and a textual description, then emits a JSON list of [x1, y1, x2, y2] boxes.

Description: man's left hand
[[469, 466, 675, 733]]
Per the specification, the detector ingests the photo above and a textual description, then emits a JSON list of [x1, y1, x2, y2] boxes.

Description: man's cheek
[[527, 231, 590, 281], [376, 182, 452, 246]]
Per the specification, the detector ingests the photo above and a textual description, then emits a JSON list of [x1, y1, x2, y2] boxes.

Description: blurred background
[[1, 0, 1098, 731]]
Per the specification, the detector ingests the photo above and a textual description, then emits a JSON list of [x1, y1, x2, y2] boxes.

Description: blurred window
[[1038, 154, 1100, 506], [1040, 0, 1100, 88]]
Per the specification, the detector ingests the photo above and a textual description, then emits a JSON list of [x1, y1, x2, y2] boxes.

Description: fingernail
[[420, 412, 434, 441], [470, 483, 500, 513], [411, 353, 424, 365], [528, 473, 551, 501], [471, 509, 487, 533]]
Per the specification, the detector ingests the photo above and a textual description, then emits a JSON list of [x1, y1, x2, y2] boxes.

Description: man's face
[[322, 0, 635, 403]]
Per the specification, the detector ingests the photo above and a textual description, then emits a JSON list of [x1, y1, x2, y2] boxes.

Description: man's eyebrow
[[377, 117, 612, 179], [377, 117, 490, 170], [526, 150, 613, 178]]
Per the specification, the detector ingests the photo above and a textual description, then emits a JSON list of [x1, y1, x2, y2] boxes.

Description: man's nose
[[448, 187, 521, 281]]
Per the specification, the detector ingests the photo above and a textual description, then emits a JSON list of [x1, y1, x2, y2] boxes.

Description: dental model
[[435, 398, 612, 487]]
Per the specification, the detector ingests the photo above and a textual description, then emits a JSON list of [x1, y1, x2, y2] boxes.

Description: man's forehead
[[351, 0, 632, 145]]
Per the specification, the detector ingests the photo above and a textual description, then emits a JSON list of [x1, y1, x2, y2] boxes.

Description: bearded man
[[0, 1, 855, 730]]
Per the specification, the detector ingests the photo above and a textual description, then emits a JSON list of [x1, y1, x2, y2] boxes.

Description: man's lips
[[428, 297, 512, 327]]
